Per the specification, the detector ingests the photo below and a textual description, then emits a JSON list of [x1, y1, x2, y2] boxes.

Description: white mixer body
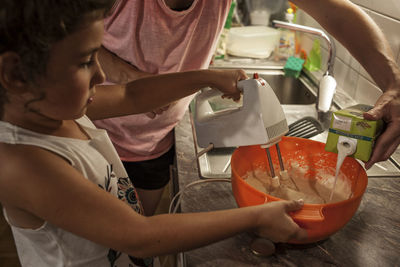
[[193, 78, 289, 148]]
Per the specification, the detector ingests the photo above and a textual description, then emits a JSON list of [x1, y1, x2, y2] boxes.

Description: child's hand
[[254, 199, 308, 243], [210, 69, 248, 101]]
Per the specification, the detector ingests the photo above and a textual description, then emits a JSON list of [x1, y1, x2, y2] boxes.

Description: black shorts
[[122, 146, 175, 190]]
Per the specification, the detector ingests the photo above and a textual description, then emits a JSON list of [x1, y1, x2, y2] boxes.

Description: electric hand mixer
[[193, 74, 296, 188]]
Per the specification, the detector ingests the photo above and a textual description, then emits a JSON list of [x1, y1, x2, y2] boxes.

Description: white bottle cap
[[285, 8, 294, 23]]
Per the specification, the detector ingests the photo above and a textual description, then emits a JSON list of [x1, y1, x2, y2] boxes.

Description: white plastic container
[[226, 26, 280, 58], [250, 10, 271, 26], [245, 0, 286, 26]]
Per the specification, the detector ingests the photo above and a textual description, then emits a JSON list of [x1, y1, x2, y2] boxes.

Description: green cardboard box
[[325, 104, 383, 162]]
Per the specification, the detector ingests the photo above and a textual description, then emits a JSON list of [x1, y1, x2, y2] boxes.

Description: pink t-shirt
[[94, 0, 231, 161]]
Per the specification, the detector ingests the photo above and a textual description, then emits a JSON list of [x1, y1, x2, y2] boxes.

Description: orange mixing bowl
[[231, 136, 368, 244]]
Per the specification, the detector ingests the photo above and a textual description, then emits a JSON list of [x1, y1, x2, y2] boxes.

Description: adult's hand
[[364, 89, 400, 169]]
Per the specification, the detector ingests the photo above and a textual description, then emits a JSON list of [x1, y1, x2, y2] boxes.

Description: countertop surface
[[174, 111, 400, 267]]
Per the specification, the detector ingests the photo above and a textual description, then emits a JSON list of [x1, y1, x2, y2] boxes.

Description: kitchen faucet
[[272, 20, 337, 124]]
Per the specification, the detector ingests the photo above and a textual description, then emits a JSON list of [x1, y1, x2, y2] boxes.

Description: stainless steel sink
[[254, 70, 317, 105], [206, 69, 317, 112]]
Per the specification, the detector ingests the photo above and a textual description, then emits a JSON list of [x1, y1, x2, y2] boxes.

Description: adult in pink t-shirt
[[94, 0, 232, 215]]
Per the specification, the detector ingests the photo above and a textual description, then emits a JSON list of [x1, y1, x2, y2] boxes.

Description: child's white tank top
[[0, 116, 153, 267]]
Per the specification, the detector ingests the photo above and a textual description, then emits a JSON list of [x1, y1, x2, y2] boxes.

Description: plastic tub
[[226, 26, 280, 58], [231, 136, 368, 244]]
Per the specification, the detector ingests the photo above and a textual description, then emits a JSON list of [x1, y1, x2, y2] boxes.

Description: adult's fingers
[[365, 122, 400, 169], [364, 105, 384, 121]]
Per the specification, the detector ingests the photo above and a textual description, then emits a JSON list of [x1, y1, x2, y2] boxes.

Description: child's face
[[29, 18, 105, 120]]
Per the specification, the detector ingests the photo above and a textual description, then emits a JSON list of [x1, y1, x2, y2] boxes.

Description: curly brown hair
[[0, 0, 116, 117]]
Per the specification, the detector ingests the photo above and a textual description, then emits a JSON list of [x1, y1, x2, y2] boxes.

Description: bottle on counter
[[274, 8, 296, 60]]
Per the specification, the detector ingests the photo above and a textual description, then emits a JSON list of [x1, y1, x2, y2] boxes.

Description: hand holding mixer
[[193, 74, 297, 188]]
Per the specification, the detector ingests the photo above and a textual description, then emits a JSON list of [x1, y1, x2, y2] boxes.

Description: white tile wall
[[351, 0, 400, 20], [334, 57, 359, 99], [333, 38, 361, 72], [355, 76, 383, 105], [295, 0, 400, 105]]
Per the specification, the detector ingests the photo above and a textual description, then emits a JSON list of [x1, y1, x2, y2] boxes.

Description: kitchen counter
[[174, 110, 400, 267]]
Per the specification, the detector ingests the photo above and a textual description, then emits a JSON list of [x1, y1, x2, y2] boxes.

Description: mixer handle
[[237, 79, 246, 92], [236, 78, 257, 94], [195, 79, 254, 110], [197, 79, 248, 100], [196, 87, 224, 101], [194, 84, 246, 124], [194, 88, 224, 122]]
